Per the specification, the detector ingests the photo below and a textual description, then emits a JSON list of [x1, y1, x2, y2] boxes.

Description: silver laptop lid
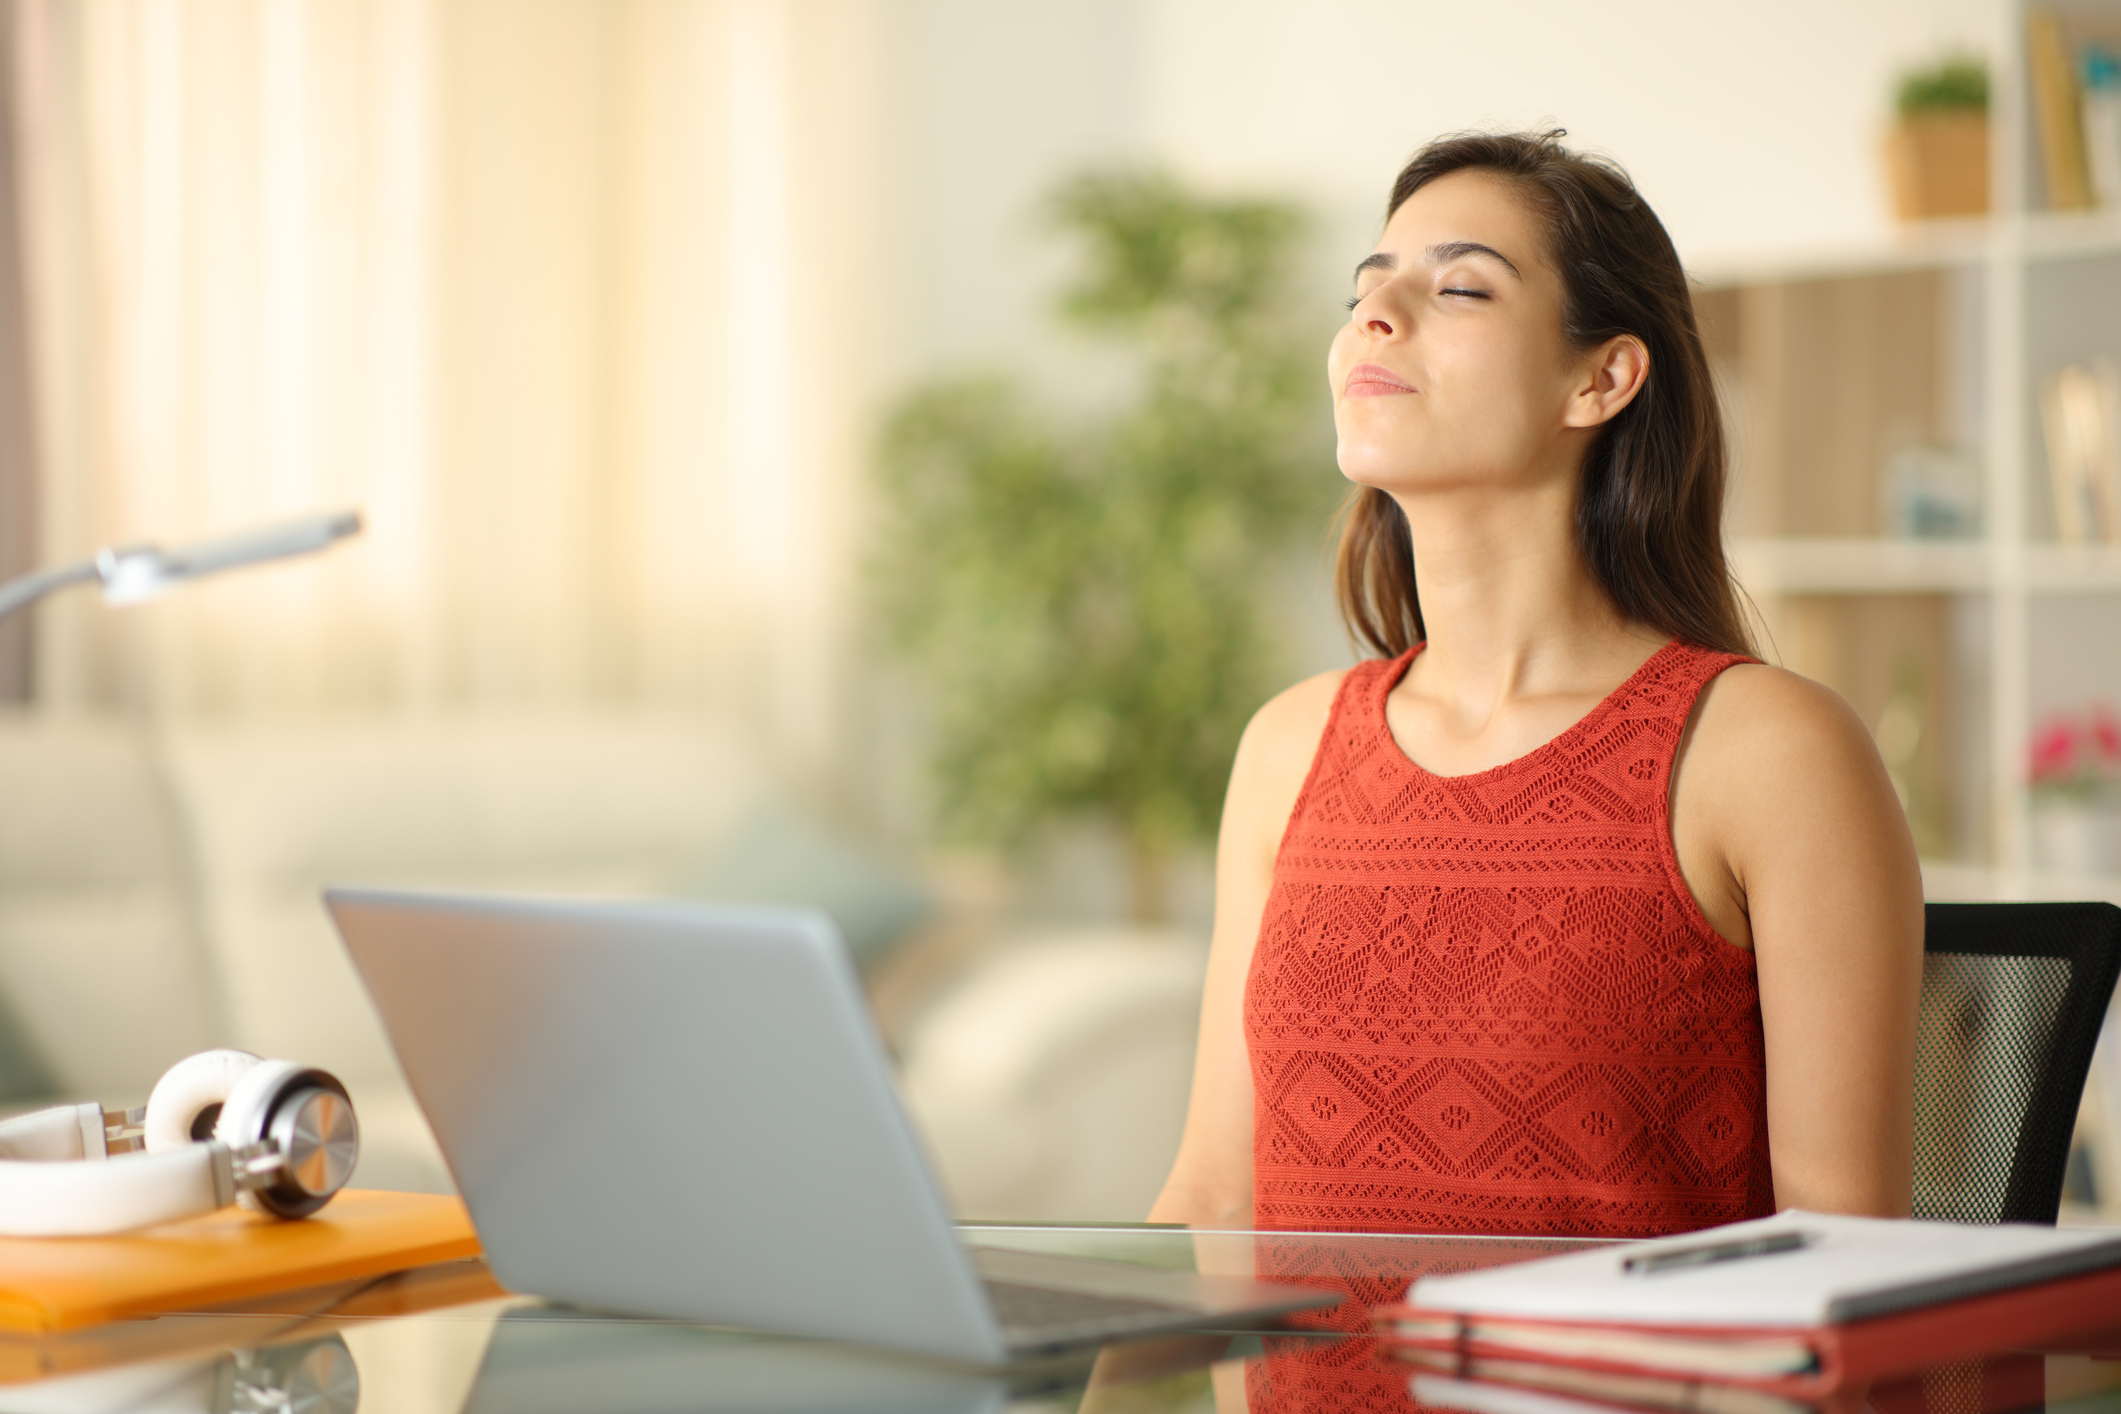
[[325, 889, 1008, 1364]]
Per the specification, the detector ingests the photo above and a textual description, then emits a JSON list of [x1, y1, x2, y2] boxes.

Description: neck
[[1392, 478, 1654, 707]]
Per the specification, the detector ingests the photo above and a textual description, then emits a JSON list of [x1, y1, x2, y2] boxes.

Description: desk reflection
[[457, 1311, 1009, 1414], [0, 1334, 357, 1414], [0, 1228, 2114, 1414], [1248, 1232, 1606, 1414]]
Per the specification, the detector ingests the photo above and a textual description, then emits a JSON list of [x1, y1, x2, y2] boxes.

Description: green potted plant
[[872, 171, 1334, 921], [1885, 55, 1990, 220]]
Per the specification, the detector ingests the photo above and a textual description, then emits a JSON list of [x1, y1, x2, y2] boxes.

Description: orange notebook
[[0, 1257, 510, 1387], [0, 1189, 482, 1333]]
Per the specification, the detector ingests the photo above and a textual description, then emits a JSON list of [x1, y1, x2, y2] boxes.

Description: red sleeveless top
[[1245, 639, 1774, 1237]]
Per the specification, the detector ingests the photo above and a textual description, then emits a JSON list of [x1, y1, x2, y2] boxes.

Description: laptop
[[324, 888, 1334, 1364]]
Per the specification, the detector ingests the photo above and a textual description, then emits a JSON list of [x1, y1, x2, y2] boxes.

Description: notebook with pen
[[1376, 1210, 2121, 1395]]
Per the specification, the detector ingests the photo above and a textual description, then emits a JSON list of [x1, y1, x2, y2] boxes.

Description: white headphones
[[0, 1050, 360, 1237]]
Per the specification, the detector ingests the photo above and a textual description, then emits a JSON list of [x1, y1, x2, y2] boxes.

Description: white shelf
[[2028, 544, 2121, 589], [1689, 222, 1991, 290], [2021, 209, 2121, 264], [1730, 538, 2121, 594], [1921, 858, 2121, 905], [1730, 538, 1989, 594], [1689, 212, 2121, 292]]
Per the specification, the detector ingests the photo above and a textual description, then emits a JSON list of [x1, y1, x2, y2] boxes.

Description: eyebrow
[[1353, 241, 1523, 282]]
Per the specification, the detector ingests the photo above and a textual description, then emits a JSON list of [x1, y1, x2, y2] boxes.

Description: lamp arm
[[160, 510, 362, 579], [0, 510, 363, 621], [0, 560, 99, 622]]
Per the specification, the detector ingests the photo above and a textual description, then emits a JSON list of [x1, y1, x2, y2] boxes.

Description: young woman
[[1149, 133, 1924, 1236]]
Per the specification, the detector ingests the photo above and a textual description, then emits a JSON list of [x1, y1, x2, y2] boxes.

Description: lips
[[1343, 362, 1416, 397]]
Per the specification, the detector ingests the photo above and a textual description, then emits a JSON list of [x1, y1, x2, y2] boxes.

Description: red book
[[1376, 1212, 2121, 1399]]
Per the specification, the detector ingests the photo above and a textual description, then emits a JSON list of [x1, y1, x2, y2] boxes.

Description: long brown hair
[[1334, 131, 1755, 660]]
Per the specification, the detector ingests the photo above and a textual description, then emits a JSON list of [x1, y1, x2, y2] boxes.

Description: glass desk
[[2, 1224, 2116, 1414]]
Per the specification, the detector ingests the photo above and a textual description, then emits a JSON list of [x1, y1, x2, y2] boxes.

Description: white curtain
[[8, 0, 880, 783]]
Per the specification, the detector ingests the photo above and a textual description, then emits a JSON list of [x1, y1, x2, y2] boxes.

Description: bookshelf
[[1694, 0, 2121, 903], [1696, 12, 2121, 1218]]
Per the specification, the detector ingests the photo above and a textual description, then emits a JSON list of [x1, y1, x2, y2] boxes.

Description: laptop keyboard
[[982, 1279, 1193, 1339]]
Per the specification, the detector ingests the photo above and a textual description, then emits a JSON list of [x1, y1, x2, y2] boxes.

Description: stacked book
[[2030, 9, 2121, 211], [2041, 361, 2121, 545], [1375, 1211, 2121, 1413]]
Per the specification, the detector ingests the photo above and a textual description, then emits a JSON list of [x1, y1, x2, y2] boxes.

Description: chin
[[1336, 451, 1509, 501], [1335, 413, 1447, 488], [1336, 442, 1430, 494]]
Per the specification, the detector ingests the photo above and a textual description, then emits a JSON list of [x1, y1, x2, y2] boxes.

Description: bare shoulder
[[1680, 660, 1917, 901], [1238, 674, 1340, 775], [1687, 662, 1880, 773], [1222, 668, 1348, 851]]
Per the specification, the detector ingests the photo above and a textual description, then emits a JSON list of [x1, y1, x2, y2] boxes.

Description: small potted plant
[[2029, 703, 2121, 875], [1885, 55, 1990, 221]]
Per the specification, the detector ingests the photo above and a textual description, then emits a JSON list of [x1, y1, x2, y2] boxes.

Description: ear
[[1561, 334, 1649, 429]]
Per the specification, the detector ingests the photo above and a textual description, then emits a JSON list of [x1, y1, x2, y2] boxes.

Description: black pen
[[1622, 1230, 1819, 1276]]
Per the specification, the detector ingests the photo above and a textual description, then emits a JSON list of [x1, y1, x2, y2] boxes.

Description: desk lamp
[[0, 510, 361, 620]]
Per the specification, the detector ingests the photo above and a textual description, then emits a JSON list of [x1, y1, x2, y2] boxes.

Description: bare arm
[[1148, 671, 1343, 1226], [1673, 665, 1925, 1216]]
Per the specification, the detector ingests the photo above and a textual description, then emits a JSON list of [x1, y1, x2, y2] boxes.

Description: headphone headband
[[0, 1142, 232, 1237], [0, 1103, 112, 1162], [0, 1051, 359, 1237]]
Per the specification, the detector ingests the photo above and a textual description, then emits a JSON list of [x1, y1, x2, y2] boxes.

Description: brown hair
[[1334, 131, 1755, 660]]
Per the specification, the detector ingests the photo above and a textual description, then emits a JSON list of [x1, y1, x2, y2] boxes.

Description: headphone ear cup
[[143, 1050, 264, 1154], [215, 1060, 359, 1218]]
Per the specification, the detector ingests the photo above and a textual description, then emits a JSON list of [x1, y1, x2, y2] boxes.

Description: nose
[[1349, 283, 1403, 339]]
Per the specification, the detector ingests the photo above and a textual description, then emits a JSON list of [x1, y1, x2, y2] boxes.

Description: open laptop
[[324, 889, 1334, 1364]]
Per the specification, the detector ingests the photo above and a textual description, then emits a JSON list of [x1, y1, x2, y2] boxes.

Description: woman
[[1149, 132, 1924, 1236]]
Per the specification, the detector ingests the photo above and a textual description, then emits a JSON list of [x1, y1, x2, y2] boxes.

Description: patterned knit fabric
[[1245, 639, 1774, 1236]]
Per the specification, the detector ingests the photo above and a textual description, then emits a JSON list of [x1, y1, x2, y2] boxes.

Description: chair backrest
[[1913, 901, 2121, 1224]]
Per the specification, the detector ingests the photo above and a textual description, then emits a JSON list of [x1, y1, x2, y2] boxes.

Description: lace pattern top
[[1244, 639, 1774, 1236]]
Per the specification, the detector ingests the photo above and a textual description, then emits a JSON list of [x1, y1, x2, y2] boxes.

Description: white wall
[[878, 0, 2003, 396], [1137, 0, 2000, 268], [873, 0, 1146, 396]]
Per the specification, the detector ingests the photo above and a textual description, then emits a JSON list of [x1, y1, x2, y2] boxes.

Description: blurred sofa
[[0, 711, 1209, 1219], [896, 926, 1206, 1221], [0, 710, 763, 1192], [0, 718, 206, 1099]]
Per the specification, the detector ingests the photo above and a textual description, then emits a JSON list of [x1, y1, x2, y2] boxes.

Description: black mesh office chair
[[1912, 902, 2121, 1224]]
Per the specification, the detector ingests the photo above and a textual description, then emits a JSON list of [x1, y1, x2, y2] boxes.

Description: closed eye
[[1441, 287, 1490, 299]]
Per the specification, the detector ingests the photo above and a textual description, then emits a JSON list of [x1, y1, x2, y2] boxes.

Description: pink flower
[[2031, 716, 2082, 785], [2091, 702, 2121, 766]]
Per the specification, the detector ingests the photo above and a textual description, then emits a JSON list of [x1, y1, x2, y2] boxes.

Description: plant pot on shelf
[[2031, 798, 2121, 876], [1884, 113, 1989, 220]]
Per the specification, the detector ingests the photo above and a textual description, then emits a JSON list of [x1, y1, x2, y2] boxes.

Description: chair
[[1913, 901, 2121, 1224]]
